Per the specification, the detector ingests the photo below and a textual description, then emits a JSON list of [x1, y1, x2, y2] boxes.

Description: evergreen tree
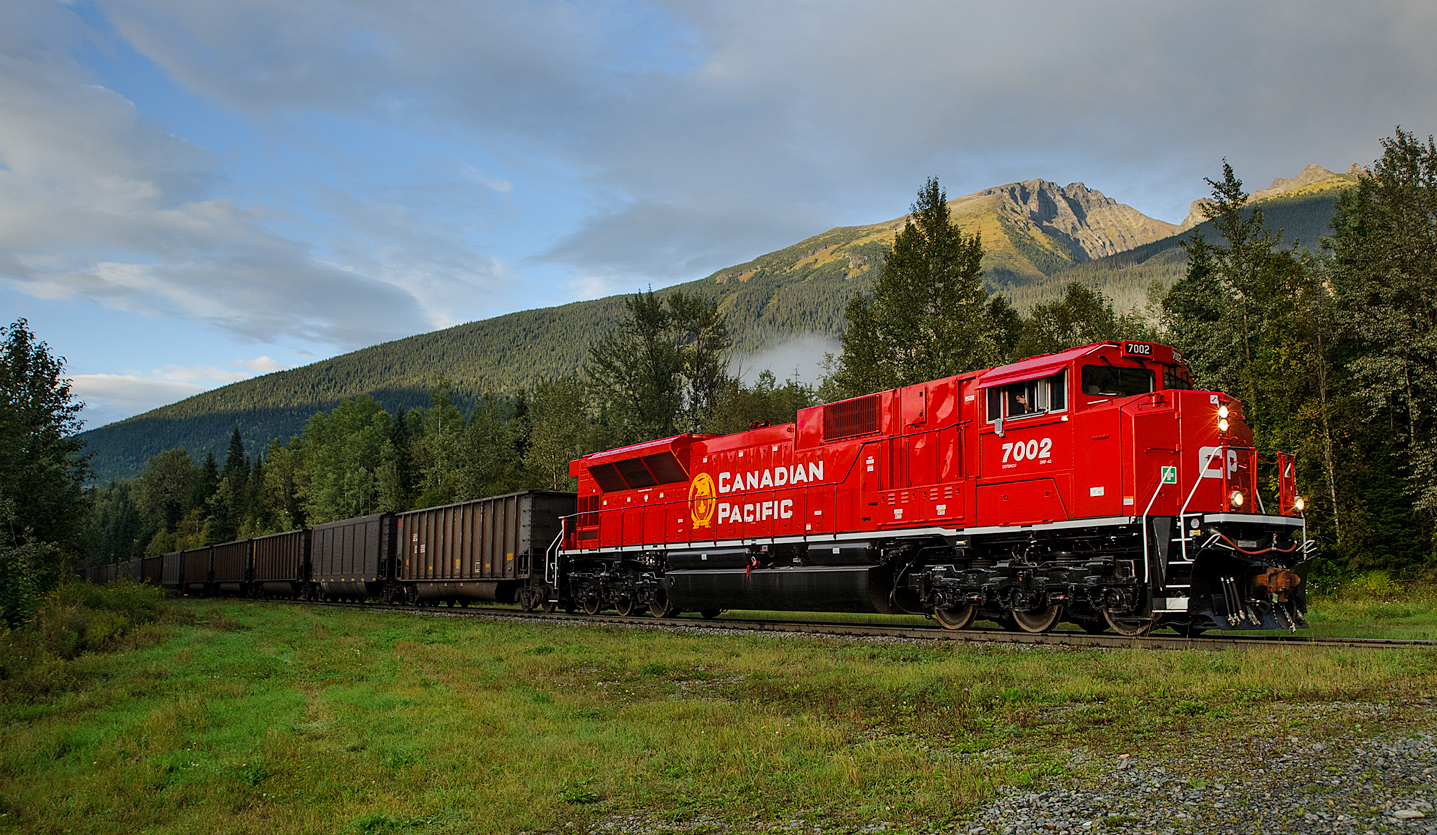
[[410, 384, 465, 508], [193, 450, 220, 515], [0, 318, 90, 556], [830, 177, 993, 397], [89, 480, 146, 564], [456, 395, 523, 500], [587, 288, 732, 445], [1330, 128, 1437, 533]]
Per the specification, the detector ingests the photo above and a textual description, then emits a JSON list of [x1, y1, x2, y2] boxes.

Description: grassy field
[[2, 592, 1436, 835]]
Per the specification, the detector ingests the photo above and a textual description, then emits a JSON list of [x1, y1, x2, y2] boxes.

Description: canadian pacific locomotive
[[91, 340, 1312, 637]]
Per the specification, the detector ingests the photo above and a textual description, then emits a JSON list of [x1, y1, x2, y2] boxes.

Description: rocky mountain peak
[[976, 179, 1179, 261], [1179, 163, 1362, 230]]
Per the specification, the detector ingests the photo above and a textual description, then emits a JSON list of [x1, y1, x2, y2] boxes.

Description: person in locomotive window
[[1006, 381, 1042, 416]]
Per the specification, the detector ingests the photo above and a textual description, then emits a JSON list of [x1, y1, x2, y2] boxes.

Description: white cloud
[[97, 0, 1437, 281], [70, 373, 208, 428], [0, 6, 439, 350]]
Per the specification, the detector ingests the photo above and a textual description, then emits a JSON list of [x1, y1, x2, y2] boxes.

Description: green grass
[[3, 599, 1436, 834]]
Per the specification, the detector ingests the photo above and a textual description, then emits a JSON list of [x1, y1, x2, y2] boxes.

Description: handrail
[[1179, 445, 1225, 564], [1139, 470, 1172, 587]]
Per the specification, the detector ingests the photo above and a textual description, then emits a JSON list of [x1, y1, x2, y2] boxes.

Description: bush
[[0, 580, 178, 699], [1338, 571, 1404, 601]]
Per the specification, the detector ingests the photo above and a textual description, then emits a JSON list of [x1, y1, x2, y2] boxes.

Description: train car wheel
[[699, 609, 722, 620], [614, 597, 644, 617], [520, 591, 539, 613], [1104, 611, 1154, 637], [1013, 605, 1063, 633], [649, 592, 680, 618], [934, 604, 976, 630], [541, 597, 558, 614], [582, 597, 603, 616]]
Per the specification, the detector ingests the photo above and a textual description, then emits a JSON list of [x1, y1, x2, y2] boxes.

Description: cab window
[[1163, 366, 1193, 390], [986, 371, 1066, 422], [1081, 365, 1155, 398]]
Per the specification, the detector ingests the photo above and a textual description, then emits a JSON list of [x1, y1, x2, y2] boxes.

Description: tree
[[136, 448, 197, 536], [410, 384, 465, 508], [0, 318, 90, 556], [299, 395, 397, 523], [705, 371, 818, 436], [456, 395, 524, 500], [587, 289, 732, 446], [830, 177, 993, 397], [524, 377, 594, 491], [1330, 129, 1437, 524], [1014, 282, 1146, 358]]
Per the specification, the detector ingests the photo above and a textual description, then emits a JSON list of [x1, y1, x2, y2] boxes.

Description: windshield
[[1081, 365, 1154, 398]]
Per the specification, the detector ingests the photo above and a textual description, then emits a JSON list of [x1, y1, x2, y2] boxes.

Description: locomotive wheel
[[581, 596, 603, 615], [1104, 611, 1155, 637], [649, 592, 680, 618], [614, 596, 644, 617], [1013, 605, 1063, 634], [933, 604, 976, 630], [699, 608, 723, 620]]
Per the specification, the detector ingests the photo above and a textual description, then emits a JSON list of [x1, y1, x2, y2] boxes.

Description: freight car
[[545, 340, 1311, 636], [88, 340, 1311, 638]]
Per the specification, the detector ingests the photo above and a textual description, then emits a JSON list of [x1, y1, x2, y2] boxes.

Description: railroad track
[[249, 599, 1430, 651]]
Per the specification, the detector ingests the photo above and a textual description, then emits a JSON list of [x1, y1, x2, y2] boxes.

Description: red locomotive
[[551, 340, 1311, 636]]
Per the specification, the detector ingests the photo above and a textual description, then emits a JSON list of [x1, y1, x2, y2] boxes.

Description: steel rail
[[250, 599, 1430, 651]]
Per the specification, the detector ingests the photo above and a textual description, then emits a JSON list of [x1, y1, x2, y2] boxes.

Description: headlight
[[1218, 405, 1230, 419], [1293, 496, 1305, 512], [1218, 418, 1229, 432], [1230, 490, 1245, 508]]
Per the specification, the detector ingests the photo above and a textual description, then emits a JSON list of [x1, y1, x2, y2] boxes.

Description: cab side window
[[986, 371, 1067, 422]]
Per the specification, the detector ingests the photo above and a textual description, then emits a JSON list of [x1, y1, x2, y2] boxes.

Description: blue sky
[[4, 0, 1436, 429]]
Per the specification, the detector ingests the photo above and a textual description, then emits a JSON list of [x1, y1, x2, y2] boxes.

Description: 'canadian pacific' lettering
[[718, 499, 794, 524]]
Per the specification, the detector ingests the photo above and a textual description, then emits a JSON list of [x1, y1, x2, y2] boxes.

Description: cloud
[[0, 5, 442, 350], [71, 373, 207, 429], [71, 357, 293, 427], [98, 0, 1437, 281]]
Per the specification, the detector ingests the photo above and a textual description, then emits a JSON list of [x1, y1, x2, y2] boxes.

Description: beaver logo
[[689, 472, 717, 528]]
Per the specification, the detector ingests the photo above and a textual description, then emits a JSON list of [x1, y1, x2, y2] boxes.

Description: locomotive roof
[[976, 341, 1176, 389], [976, 342, 1110, 389]]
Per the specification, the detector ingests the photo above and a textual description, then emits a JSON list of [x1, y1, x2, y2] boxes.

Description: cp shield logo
[[689, 472, 717, 528]]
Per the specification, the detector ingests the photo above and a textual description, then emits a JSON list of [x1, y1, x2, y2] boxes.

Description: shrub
[[1339, 571, 1404, 601], [0, 580, 178, 699]]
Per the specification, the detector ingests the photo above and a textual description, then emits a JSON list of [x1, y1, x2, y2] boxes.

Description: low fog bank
[[730, 334, 841, 387]]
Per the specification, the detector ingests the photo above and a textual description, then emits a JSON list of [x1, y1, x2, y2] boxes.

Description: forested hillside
[[79, 171, 1355, 481]]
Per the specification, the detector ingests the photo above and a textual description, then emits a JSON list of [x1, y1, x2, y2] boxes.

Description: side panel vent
[[823, 395, 882, 442]]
